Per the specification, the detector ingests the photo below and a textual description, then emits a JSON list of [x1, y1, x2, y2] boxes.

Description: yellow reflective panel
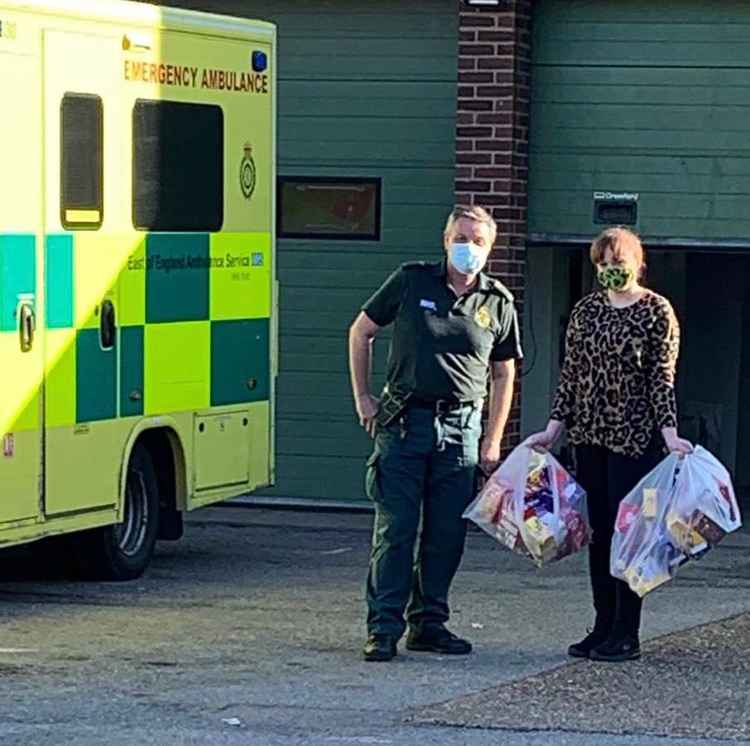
[[210, 232, 271, 321], [144, 321, 210, 414], [74, 233, 132, 329], [118, 237, 146, 327], [45, 329, 77, 429], [0, 334, 40, 434]]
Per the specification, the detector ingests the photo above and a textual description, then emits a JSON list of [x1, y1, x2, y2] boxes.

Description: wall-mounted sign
[[594, 191, 639, 202], [593, 191, 639, 225]]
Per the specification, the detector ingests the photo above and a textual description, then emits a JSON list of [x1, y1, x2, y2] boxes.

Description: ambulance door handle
[[19, 303, 35, 353], [100, 300, 116, 350]]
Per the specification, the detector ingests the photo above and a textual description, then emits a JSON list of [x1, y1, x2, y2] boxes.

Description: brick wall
[[455, 0, 533, 452]]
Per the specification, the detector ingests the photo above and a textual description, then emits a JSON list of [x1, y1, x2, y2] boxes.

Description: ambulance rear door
[[42, 28, 124, 516]]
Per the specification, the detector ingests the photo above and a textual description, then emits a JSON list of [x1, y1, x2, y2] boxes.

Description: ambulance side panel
[[0, 0, 276, 549]]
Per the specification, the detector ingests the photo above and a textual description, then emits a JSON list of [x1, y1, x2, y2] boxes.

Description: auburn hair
[[589, 226, 645, 269]]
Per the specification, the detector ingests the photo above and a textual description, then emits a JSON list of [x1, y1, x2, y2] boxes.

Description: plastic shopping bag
[[463, 444, 590, 567], [611, 445, 742, 597]]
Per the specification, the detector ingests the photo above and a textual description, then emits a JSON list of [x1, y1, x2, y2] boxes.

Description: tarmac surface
[[0, 505, 748, 745]]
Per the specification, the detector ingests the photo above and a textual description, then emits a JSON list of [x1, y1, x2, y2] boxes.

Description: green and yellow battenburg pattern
[[36, 231, 272, 427], [1, 229, 272, 429], [1, 228, 273, 532]]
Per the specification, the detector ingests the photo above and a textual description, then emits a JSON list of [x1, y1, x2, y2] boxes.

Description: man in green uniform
[[349, 205, 523, 662]]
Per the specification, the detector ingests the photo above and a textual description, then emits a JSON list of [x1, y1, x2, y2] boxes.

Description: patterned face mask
[[597, 264, 635, 291]]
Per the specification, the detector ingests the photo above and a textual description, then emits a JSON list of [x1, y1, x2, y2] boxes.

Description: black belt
[[407, 396, 480, 414]]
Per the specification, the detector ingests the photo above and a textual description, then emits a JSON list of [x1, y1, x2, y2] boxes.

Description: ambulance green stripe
[[146, 233, 210, 324], [76, 328, 117, 422], [211, 318, 270, 406], [120, 326, 144, 417], [45, 235, 74, 329], [0, 234, 36, 332]]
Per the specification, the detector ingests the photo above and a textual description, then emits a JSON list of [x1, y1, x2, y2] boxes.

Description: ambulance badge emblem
[[240, 142, 257, 200]]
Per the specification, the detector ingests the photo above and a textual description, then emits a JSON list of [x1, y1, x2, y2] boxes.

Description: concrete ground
[[0, 505, 748, 746]]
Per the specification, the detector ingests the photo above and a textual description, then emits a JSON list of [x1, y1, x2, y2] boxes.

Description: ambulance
[[0, 0, 277, 578]]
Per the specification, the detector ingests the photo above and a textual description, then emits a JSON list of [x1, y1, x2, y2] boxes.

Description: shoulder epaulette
[[488, 278, 515, 303]]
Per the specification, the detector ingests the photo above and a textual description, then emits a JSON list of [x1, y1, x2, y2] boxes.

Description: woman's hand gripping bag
[[611, 446, 742, 598], [668, 446, 741, 554], [463, 444, 590, 567]]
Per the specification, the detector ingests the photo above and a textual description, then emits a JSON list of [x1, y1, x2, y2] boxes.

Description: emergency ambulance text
[[124, 60, 269, 94]]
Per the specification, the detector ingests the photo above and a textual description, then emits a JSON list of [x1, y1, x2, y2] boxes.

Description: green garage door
[[169, 1, 458, 503], [525, 0, 750, 492], [529, 0, 750, 240]]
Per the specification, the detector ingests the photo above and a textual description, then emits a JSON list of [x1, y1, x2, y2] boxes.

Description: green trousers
[[365, 404, 481, 638]]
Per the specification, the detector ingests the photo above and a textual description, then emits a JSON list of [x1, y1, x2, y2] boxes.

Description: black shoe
[[567, 628, 609, 659], [406, 625, 472, 655], [363, 634, 397, 662], [589, 635, 641, 662]]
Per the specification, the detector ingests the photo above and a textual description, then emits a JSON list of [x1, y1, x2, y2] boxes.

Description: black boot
[[567, 627, 609, 659], [363, 634, 397, 662], [406, 625, 472, 655], [589, 634, 640, 662]]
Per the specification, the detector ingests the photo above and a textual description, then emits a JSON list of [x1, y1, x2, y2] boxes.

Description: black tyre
[[77, 443, 160, 581]]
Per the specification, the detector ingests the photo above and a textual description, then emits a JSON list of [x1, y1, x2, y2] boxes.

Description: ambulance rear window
[[132, 100, 223, 232], [61, 93, 103, 230]]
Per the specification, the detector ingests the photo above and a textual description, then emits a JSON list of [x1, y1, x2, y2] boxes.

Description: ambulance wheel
[[79, 443, 160, 581]]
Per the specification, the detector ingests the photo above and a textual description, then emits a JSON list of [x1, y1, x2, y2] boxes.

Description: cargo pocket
[[458, 410, 480, 468], [365, 451, 381, 502]]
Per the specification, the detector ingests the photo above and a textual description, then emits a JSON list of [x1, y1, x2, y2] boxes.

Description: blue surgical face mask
[[449, 242, 486, 275]]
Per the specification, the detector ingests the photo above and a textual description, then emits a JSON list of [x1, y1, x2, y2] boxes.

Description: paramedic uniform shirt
[[362, 260, 523, 402]]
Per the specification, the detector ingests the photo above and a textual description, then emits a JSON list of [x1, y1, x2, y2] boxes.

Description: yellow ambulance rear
[[0, 0, 277, 578]]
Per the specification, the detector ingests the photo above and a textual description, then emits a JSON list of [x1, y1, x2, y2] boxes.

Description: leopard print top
[[550, 290, 679, 457]]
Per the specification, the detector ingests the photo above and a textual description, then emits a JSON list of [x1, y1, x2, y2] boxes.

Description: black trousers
[[575, 439, 662, 638]]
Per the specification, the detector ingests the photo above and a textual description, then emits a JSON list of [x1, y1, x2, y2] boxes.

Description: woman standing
[[526, 227, 692, 662]]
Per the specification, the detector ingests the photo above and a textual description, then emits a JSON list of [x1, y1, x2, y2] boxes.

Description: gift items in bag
[[463, 444, 590, 567], [611, 445, 742, 597]]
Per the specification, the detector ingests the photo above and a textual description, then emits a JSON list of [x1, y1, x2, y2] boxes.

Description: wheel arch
[[120, 420, 188, 521]]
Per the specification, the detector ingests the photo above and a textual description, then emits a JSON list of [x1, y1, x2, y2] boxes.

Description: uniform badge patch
[[474, 306, 491, 329], [420, 299, 437, 311]]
